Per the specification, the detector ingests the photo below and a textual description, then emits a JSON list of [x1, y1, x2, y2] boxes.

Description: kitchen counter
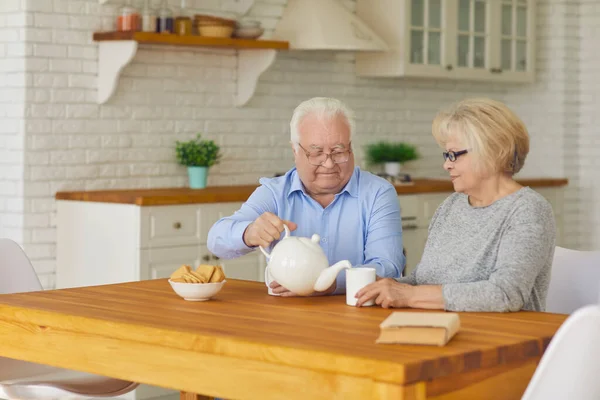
[[55, 178, 568, 206]]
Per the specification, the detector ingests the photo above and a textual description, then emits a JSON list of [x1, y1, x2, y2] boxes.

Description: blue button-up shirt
[[207, 167, 405, 293]]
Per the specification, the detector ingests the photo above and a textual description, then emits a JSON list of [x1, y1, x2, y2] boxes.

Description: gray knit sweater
[[397, 187, 556, 312]]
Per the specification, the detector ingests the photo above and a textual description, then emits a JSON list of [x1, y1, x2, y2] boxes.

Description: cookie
[[170, 265, 192, 280], [189, 270, 207, 283], [209, 265, 225, 283], [196, 264, 216, 282]]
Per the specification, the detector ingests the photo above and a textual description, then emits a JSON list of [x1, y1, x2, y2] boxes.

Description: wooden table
[[0, 279, 567, 400]]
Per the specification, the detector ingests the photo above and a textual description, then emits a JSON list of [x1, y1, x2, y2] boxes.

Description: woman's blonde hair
[[432, 98, 529, 176]]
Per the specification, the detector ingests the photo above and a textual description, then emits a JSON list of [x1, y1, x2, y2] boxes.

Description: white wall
[[578, 0, 600, 249], [0, 0, 26, 247], [0, 0, 596, 288]]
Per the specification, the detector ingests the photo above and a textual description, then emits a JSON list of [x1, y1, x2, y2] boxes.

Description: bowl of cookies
[[168, 264, 226, 301]]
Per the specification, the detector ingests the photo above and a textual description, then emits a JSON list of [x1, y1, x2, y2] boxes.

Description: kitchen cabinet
[[56, 202, 266, 291], [355, 0, 535, 83]]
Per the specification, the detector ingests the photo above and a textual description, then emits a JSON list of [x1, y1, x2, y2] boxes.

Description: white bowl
[[234, 27, 264, 39], [236, 20, 261, 29], [168, 279, 226, 301]]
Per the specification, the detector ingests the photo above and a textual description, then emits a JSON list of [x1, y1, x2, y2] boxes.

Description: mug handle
[[259, 223, 290, 258]]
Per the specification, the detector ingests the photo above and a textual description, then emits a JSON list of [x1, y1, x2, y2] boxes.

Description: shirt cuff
[[231, 221, 255, 251]]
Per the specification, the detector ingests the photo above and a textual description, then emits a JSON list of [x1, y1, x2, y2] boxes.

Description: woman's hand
[[355, 278, 415, 308]]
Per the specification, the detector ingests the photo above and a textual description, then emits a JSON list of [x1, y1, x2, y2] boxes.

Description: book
[[376, 312, 460, 346]]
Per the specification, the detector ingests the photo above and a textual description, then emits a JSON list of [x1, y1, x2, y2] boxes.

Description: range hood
[[273, 0, 389, 52]]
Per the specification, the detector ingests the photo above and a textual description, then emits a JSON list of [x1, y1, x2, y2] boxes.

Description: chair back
[[522, 305, 600, 400], [0, 238, 43, 294], [546, 246, 600, 314]]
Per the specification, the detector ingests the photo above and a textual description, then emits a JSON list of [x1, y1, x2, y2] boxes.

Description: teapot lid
[[297, 233, 323, 251]]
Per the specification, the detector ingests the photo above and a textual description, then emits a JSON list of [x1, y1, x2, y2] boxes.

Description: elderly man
[[207, 97, 405, 296]]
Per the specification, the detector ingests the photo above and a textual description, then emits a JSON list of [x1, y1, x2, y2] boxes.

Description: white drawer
[[140, 203, 248, 249], [140, 205, 203, 248]]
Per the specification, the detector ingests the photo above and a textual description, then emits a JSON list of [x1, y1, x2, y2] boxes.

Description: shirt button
[[321, 237, 328, 243]]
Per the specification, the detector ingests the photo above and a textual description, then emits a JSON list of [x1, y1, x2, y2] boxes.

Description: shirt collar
[[287, 167, 359, 198]]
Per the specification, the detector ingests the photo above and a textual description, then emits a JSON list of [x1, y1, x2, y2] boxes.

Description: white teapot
[[260, 225, 352, 295]]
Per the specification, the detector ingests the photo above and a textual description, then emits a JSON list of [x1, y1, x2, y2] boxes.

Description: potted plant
[[175, 134, 221, 189], [364, 141, 419, 176]]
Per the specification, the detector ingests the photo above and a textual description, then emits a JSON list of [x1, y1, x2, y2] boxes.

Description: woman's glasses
[[442, 149, 468, 162]]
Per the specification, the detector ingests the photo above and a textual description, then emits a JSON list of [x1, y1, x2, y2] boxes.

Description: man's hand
[[355, 278, 414, 308], [243, 212, 297, 248], [269, 280, 337, 297]]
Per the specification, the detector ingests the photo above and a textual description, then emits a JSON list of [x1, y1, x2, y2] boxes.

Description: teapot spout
[[313, 260, 352, 292]]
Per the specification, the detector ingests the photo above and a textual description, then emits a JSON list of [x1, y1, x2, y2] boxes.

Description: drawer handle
[[402, 224, 418, 230], [212, 255, 220, 261], [202, 255, 210, 262], [173, 222, 182, 229]]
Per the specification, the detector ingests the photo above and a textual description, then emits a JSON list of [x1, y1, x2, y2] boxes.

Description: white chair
[[521, 304, 600, 400], [545, 246, 600, 314], [0, 238, 139, 400]]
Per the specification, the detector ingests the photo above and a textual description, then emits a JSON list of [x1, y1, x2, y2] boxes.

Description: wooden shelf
[[93, 31, 288, 106], [93, 31, 289, 50]]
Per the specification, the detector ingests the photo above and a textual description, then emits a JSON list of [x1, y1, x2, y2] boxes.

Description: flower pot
[[383, 162, 402, 176], [187, 166, 208, 189]]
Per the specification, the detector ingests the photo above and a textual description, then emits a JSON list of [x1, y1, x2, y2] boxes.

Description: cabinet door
[[405, 0, 453, 77], [492, 0, 535, 82], [219, 251, 266, 282], [402, 224, 428, 276], [140, 245, 209, 280], [449, 0, 497, 80]]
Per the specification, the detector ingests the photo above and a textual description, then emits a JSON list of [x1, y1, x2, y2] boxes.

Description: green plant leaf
[[364, 141, 419, 165], [175, 134, 222, 167]]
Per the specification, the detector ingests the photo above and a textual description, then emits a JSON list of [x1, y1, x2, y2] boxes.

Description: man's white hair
[[290, 97, 355, 149]]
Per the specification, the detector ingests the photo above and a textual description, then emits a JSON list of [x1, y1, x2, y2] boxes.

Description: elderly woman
[[356, 98, 556, 312]]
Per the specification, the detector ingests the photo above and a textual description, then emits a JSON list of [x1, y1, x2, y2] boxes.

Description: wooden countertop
[[55, 178, 568, 206]]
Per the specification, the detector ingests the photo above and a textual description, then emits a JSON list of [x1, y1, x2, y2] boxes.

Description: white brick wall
[[0, 0, 26, 249], [0, 0, 596, 288], [578, 0, 600, 250]]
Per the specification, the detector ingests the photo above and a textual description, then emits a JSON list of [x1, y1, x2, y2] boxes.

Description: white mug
[[346, 267, 376, 306]]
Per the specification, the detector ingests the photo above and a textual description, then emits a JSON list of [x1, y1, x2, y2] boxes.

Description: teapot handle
[[259, 223, 291, 258]]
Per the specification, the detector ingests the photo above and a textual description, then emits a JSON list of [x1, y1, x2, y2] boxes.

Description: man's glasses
[[297, 143, 352, 166], [442, 149, 468, 162]]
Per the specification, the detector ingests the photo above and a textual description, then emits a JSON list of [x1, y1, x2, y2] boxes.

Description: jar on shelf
[[157, 4, 174, 34], [174, 0, 192, 36], [117, 6, 140, 32], [141, 1, 157, 33]]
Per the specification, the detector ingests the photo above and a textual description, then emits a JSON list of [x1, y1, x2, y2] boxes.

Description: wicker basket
[[197, 25, 234, 38], [194, 14, 236, 28]]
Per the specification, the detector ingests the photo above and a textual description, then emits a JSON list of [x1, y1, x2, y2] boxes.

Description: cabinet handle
[[212, 255, 220, 261], [446, 64, 453, 71], [490, 68, 503, 74], [402, 224, 418, 230], [173, 222, 182, 229], [202, 254, 210, 262]]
